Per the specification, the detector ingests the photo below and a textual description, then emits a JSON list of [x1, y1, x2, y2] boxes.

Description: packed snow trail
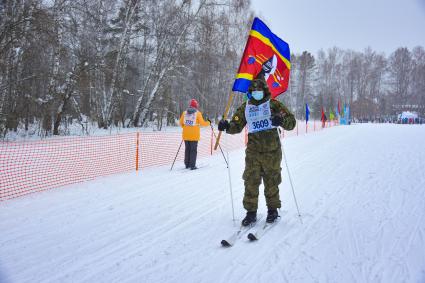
[[1, 124, 425, 283]]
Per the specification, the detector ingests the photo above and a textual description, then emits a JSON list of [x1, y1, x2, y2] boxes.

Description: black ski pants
[[184, 141, 198, 169]]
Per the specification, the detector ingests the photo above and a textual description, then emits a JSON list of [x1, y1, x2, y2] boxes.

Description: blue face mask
[[252, 90, 264, 101]]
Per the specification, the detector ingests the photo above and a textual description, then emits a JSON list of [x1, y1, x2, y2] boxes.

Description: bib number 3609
[[252, 119, 269, 130]]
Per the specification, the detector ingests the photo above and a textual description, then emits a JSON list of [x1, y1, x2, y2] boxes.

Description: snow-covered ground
[[1, 124, 425, 283]]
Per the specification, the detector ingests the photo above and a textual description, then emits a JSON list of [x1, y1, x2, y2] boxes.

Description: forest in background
[[1, 0, 424, 138]]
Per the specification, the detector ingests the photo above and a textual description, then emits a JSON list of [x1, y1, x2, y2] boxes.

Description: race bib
[[245, 100, 275, 134], [184, 111, 197, 126]]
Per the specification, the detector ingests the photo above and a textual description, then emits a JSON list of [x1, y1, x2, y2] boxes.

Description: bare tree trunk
[[53, 65, 81, 135], [132, 0, 207, 127], [102, 0, 141, 128], [134, 67, 168, 126]]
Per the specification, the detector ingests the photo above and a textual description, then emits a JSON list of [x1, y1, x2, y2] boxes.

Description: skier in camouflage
[[218, 77, 296, 226]]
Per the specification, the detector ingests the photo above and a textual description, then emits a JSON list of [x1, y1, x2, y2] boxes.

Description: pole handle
[[214, 92, 235, 150]]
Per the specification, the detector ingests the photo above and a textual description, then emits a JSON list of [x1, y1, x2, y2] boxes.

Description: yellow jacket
[[179, 109, 210, 141]]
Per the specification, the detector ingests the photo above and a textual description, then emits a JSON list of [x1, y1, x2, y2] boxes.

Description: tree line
[[1, 0, 424, 138], [286, 47, 425, 121], [0, 0, 252, 137]]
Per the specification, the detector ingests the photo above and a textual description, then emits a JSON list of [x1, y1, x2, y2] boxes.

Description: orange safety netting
[[0, 129, 245, 201], [1, 133, 137, 201], [1, 120, 328, 201]]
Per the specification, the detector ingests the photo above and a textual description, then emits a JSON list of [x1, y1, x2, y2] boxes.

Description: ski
[[247, 217, 281, 241], [179, 164, 208, 172], [221, 214, 263, 247]]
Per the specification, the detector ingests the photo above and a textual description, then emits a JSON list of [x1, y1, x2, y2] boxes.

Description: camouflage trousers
[[242, 147, 282, 211]]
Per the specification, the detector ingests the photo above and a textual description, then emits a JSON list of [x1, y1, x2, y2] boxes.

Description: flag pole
[[214, 92, 235, 150]]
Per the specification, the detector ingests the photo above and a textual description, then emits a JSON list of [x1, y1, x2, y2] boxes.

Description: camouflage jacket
[[226, 96, 296, 153]]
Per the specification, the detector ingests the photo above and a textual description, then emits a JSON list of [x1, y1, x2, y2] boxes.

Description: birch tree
[[131, 0, 206, 126]]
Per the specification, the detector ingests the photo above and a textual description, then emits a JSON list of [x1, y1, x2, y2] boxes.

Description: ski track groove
[[75, 206, 221, 283], [249, 126, 422, 282], [233, 130, 361, 282], [47, 191, 225, 282], [376, 198, 425, 282]]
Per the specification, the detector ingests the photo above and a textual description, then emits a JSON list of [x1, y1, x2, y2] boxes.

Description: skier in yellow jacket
[[179, 99, 210, 170]]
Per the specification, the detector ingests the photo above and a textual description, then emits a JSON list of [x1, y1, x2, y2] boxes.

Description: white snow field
[[1, 124, 425, 283]]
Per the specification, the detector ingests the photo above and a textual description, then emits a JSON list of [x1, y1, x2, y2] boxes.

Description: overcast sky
[[250, 0, 425, 55]]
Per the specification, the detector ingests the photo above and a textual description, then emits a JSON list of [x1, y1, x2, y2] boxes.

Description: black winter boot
[[241, 211, 257, 226], [266, 209, 279, 223]]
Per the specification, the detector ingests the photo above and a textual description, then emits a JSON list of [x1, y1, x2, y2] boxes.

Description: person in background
[[179, 99, 210, 170], [217, 76, 296, 226], [322, 113, 327, 128]]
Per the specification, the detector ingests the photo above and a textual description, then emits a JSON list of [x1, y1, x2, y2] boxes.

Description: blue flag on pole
[[306, 103, 310, 123]]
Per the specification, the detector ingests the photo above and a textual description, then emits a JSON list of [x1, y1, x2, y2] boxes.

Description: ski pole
[[210, 124, 228, 167], [282, 143, 303, 224], [223, 134, 235, 222], [170, 140, 184, 171], [227, 150, 235, 222]]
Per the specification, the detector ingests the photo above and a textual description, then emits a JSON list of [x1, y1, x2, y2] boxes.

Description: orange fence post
[[136, 132, 140, 171]]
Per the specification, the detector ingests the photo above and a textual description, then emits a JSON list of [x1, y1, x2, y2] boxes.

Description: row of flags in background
[[306, 102, 350, 125]]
